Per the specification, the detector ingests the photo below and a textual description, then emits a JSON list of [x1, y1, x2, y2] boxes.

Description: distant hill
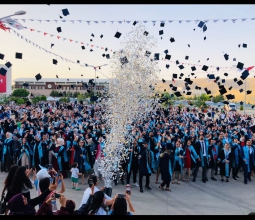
[[156, 78, 255, 104]]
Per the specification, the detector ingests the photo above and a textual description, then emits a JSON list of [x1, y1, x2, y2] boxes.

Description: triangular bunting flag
[[46, 20, 50, 22], [223, 19, 228, 22], [117, 21, 122, 24], [168, 20, 173, 23], [242, 18, 247, 21], [111, 21, 114, 24], [57, 36, 61, 39], [54, 20, 58, 23], [21, 19, 26, 22], [70, 20, 74, 24], [213, 20, 219, 22], [69, 39, 73, 42], [50, 34, 54, 37], [232, 19, 237, 23], [94, 21, 98, 23], [179, 20, 183, 23], [143, 21, 148, 23], [44, 32, 48, 36], [126, 21, 131, 23], [37, 20, 42, 23], [81, 42, 84, 44], [75, 41, 78, 43], [78, 20, 82, 23], [101, 21, 106, 23], [30, 19, 34, 21], [63, 38, 66, 41], [186, 20, 191, 23], [86, 21, 90, 25], [30, 28, 34, 31]]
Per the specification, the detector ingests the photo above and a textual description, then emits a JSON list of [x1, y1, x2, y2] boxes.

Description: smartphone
[[55, 193, 61, 199], [126, 185, 131, 195], [88, 179, 93, 188], [53, 177, 56, 184], [48, 164, 52, 170], [118, 194, 126, 198], [57, 171, 61, 176]]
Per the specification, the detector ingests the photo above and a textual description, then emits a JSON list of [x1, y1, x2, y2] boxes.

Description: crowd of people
[[0, 100, 255, 215]]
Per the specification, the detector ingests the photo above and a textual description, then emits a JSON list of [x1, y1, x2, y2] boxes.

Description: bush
[[240, 105, 244, 110], [12, 88, 29, 97], [59, 97, 70, 103]]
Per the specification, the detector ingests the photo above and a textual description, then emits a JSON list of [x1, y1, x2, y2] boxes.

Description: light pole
[[0, 10, 26, 21], [244, 78, 246, 114]]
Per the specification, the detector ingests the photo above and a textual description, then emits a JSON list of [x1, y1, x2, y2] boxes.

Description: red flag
[[91, 45, 94, 47], [44, 32, 47, 36], [246, 66, 254, 71], [70, 39, 73, 42], [57, 36, 61, 39], [172, 78, 175, 83], [30, 28, 34, 31], [81, 42, 84, 44]]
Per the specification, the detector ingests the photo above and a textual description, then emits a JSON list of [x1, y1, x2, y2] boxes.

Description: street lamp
[[0, 10, 26, 21]]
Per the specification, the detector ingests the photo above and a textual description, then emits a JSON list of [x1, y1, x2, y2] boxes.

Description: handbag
[[0, 195, 7, 214]]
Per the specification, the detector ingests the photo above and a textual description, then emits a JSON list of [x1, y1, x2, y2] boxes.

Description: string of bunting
[[22, 26, 115, 53], [13, 17, 255, 25], [10, 28, 96, 68]]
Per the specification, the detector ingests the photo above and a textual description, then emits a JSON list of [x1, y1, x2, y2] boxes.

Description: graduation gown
[[159, 152, 173, 182], [219, 148, 232, 177]]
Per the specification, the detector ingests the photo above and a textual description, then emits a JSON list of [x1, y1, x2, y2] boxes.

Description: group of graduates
[[1, 101, 255, 195]]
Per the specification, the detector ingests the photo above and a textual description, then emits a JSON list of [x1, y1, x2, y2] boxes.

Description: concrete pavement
[[0, 168, 254, 215]]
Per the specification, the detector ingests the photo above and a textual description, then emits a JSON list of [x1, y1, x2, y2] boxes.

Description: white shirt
[[79, 186, 111, 208], [88, 207, 107, 215], [71, 168, 79, 178]]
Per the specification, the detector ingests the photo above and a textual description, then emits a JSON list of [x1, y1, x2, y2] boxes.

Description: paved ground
[[1, 169, 254, 215]]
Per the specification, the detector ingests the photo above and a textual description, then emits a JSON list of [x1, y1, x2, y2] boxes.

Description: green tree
[[12, 88, 29, 97], [16, 98, 25, 105], [50, 90, 60, 97], [31, 96, 41, 104], [212, 94, 224, 103], [40, 95, 47, 101], [198, 93, 211, 101], [73, 91, 80, 98], [77, 94, 85, 101], [59, 97, 70, 103]]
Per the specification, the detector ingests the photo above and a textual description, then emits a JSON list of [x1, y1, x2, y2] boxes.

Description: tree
[[59, 97, 70, 103], [12, 88, 29, 97], [40, 95, 47, 101], [16, 98, 25, 105], [212, 94, 224, 103], [50, 90, 60, 97], [73, 91, 80, 98], [198, 93, 211, 102], [77, 94, 85, 101]]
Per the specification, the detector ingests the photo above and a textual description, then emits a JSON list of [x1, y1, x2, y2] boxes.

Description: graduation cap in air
[[233, 78, 237, 82], [53, 59, 58, 65], [70, 85, 75, 89], [145, 51, 151, 57], [90, 39, 93, 42], [56, 75, 58, 78], [164, 89, 166, 92], [191, 66, 196, 71], [178, 65, 184, 70], [159, 30, 164, 35], [35, 73, 42, 81], [106, 54, 110, 59], [240, 101, 244, 105], [23, 83, 29, 87], [58, 85, 62, 89], [67, 79, 69, 81], [102, 54, 105, 57], [170, 37, 175, 43], [57, 27, 62, 33], [165, 54, 171, 60], [204, 36, 206, 40], [173, 74, 177, 79], [247, 90, 252, 95], [162, 79, 166, 83], [203, 25, 207, 32], [219, 86, 227, 95], [114, 32, 122, 38], [120, 56, 128, 65], [223, 54, 229, 61], [5, 62, 12, 68], [188, 44, 190, 47], [216, 67, 220, 71], [240, 70, 249, 80], [100, 34, 103, 38], [15, 52, 22, 59], [180, 73, 184, 77], [91, 33, 94, 37], [237, 80, 243, 86], [176, 60, 179, 65], [252, 105, 255, 109], [164, 49, 168, 54], [81, 46, 85, 50], [186, 91, 192, 95], [185, 56, 189, 60], [154, 53, 159, 60], [207, 58, 209, 61], [237, 62, 244, 70], [174, 91, 182, 97], [166, 64, 170, 69], [77, 60, 80, 63], [208, 74, 215, 79], [243, 43, 247, 48], [90, 96, 98, 102], [0, 53, 4, 60], [160, 22, 165, 27], [143, 31, 148, 36], [198, 21, 205, 28], [239, 89, 244, 93], [217, 82, 221, 86], [224, 73, 228, 77], [228, 86, 232, 90], [133, 21, 137, 26], [62, 8, 70, 16], [222, 79, 226, 83], [191, 73, 195, 76], [202, 65, 208, 71], [238, 44, 241, 48], [0, 68, 7, 76], [172, 86, 177, 91]]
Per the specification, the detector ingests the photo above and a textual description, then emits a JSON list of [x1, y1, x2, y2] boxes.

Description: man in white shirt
[[79, 174, 113, 208]]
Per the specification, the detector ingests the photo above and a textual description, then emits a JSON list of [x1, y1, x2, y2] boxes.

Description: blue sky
[[1, 4, 255, 82]]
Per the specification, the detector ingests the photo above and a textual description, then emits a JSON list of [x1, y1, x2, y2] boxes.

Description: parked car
[[229, 103, 237, 111]]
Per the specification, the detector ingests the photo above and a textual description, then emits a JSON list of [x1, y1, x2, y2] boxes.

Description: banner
[[0, 74, 7, 93]]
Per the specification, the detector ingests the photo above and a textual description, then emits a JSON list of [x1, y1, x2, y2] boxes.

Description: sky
[[1, 4, 255, 83]]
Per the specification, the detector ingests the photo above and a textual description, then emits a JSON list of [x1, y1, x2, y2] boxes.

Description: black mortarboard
[[5, 62, 12, 68], [222, 79, 225, 83], [237, 62, 244, 70], [243, 43, 247, 48], [176, 60, 179, 65], [224, 73, 228, 77], [160, 22, 165, 27], [162, 79, 166, 83], [217, 82, 221, 86], [233, 58, 236, 61], [178, 65, 184, 70], [90, 49, 93, 52], [239, 89, 244, 93], [90, 96, 98, 102], [145, 51, 151, 57], [164, 49, 168, 54], [169, 84, 173, 88], [207, 58, 209, 61], [216, 67, 220, 71], [198, 21, 205, 28], [105, 48, 108, 51], [204, 36, 206, 40], [23, 83, 29, 87], [191, 73, 195, 76], [114, 32, 122, 38], [173, 74, 177, 79], [143, 31, 149, 36], [91, 33, 94, 37], [185, 56, 189, 60], [223, 54, 229, 61], [159, 30, 163, 35], [0, 68, 7, 76], [154, 53, 159, 60], [165, 54, 171, 60], [237, 80, 243, 86], [81, 46, 85, 50], [223, 101, 229, 104], [56, 75, 58, 78], [240, 70, 249, 80], [180, 73, 184, 77], [166, 64, 170, 69], [240, 101, 244, 105], [100, 34, 103, 38], [106, 54, 110, 59], [71, 85, 74, 89], [77, 60, 80, 63], [133, 21, 137, 26], [35, 73, 42, 81], [233, 78, 237, 82], [120, 56, 128, 65], [170, 37, 175, 43], [58, 85, 62, 89], [174, 91, 182, 97], [62, 8, 69, 16], [0, 53, 4, 60], [186, 91, 192, 95], [15, 52, 22, 59], [202, 65, 208, 71], [191, 66, 196, 71], [172, 86, 177, 91], [238, 44, 241, 48], [57, 27, 62, 33], [219, 87, 227, 95], [228, 86, 232, 90], [208, 74, 215, 79], [195, 86, 199, 90], [102, 54, 105, 57], [247, 90, 252, 95], [53, 59, 58, 65], [203, 25, 207, 32]]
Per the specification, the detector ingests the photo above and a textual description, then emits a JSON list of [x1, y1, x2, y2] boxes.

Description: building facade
[[13, 78, 109, 96]]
